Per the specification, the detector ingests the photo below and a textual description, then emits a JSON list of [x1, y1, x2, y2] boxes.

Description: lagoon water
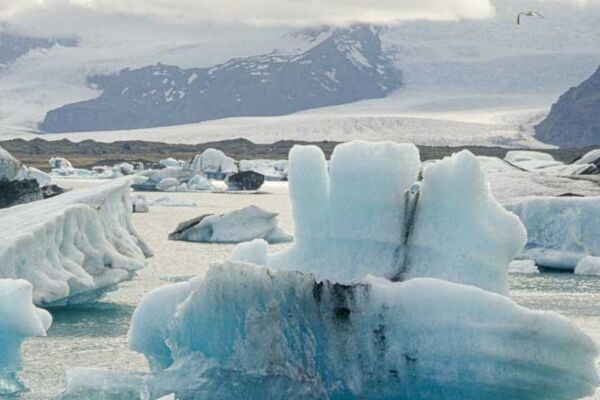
[[14, 180, 600, 399]]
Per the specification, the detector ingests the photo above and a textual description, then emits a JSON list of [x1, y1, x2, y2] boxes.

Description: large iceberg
[[507, 196, 600, 271], [270, 142, 524, 294], [0, 178, 152, 306], [64, 142, 599, 399], [0, 279, 52, 395]]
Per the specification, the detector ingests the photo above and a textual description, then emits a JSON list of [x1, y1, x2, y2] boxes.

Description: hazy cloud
[[0, 0, 497, 25]]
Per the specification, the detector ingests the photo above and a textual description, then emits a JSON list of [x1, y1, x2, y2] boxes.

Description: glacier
[[63, 141, 599, 399], [507, 196, 600, 272], [0, 279, 52, 395], [0, 178, 152, 306]]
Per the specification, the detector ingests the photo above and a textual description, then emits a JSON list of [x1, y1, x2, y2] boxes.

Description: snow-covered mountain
[[39, 25, 401, 133], [535, 65, 600, 148], [0, 0, 598, 145], [0, 32, 76, 66]]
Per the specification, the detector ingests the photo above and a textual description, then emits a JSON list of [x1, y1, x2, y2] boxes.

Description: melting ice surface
[[0, 178, 152, 306], [64, 141, 599, 399]]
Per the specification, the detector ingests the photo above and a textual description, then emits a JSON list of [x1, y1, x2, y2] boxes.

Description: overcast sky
[[0, 0, 598, 38]]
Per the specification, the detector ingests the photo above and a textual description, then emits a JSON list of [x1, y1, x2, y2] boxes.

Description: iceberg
[[64, 142, 599, 399], [116, 263, 597, 400], [0, 279, 52, 395], [186, 149, 238, 177], [0, 145, 21, 181], [507, 196, 600, 271], [131, 194, 149, 213], [168, 205, 292, 244], [0, 178, 152, 306], [504, 151, 591, 176]]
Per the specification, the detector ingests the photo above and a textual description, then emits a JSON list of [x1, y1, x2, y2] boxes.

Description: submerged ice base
[[68, 262, 598, 400], [0, 178, 152, 306]]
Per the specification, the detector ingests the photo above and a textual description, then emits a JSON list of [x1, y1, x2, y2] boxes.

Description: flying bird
[[517, 10, 545, 25]]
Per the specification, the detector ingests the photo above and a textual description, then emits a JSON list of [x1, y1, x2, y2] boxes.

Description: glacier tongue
[[0, 279, 52, 395], [0, 178, 152, 306]]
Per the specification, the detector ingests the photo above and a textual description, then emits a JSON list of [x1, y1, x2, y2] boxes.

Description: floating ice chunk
[[131, 194, 149, 213], [0, 279, 52, 395], [115, 262, 598, 400], [507, 196, 600, 271], [504, 151, 590, 176], [159, 158, 181, 168], [0, 146, 21, 181], [270, 141, 420, 283], [239, 159, 288, 180], [168, 206, 292, 244], [575, 256, 600, 276], [230, 239, 269, 265], [187, 175, 215, 191], [509, 259, 539, 274], [151, 197, 197, 207], [0, 178, 152, 306], [113, 162, 135, 176], [49, 156, 73, 170], [403, 151, 527, 294], [156, 177, 180, 191], [575, 149, 600, 165], [186, 149, 238, 174], [17, 166, 51, 186]]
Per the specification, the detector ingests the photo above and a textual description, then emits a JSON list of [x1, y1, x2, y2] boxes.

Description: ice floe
[[168, 205, 292, 244]]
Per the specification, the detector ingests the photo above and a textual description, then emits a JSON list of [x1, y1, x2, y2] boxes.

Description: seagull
[[517, 10, 544, 25]]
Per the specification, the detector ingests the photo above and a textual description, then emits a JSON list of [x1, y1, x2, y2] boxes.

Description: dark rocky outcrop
[[41, 184, 69, 199], [0, 178, 42, 209], [225, 171, 265, 191], [535, 66, 600, 148]]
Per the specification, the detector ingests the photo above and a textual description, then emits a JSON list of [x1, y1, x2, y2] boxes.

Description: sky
[[0, 0, 598, 39]]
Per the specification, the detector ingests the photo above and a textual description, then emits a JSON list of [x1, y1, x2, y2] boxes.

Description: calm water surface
[[12, 180, 600, 399]]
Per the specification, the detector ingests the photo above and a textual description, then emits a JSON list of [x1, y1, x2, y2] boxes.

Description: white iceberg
[[186, 148, 238, 176], [0, 145, 22, 181], [509, 259, 539, 274], [0, 178, 152, 306], [239, 159, 288, 180], [504, 151, 591, 176], [187, 175, 215, 191], [477, 156, 600, 203], [156, 177, 181, 191], [168, 205, 292, 244], [131, 194, 149, 213], [0, 279, 52, 395], [507, 196, 600, 271], [64, 142, 599, 399], [159, 158, 182, 168], [49, 157, 73, 170]]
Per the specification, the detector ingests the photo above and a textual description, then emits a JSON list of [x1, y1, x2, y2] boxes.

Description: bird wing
[[517, 13, 522, 24], [533, 11, 545, 19]]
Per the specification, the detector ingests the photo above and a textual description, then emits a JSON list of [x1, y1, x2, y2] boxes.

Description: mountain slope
[[39, 25, 401, 133], [0, 32, 76, 66], [535, 66, 600, 148]]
